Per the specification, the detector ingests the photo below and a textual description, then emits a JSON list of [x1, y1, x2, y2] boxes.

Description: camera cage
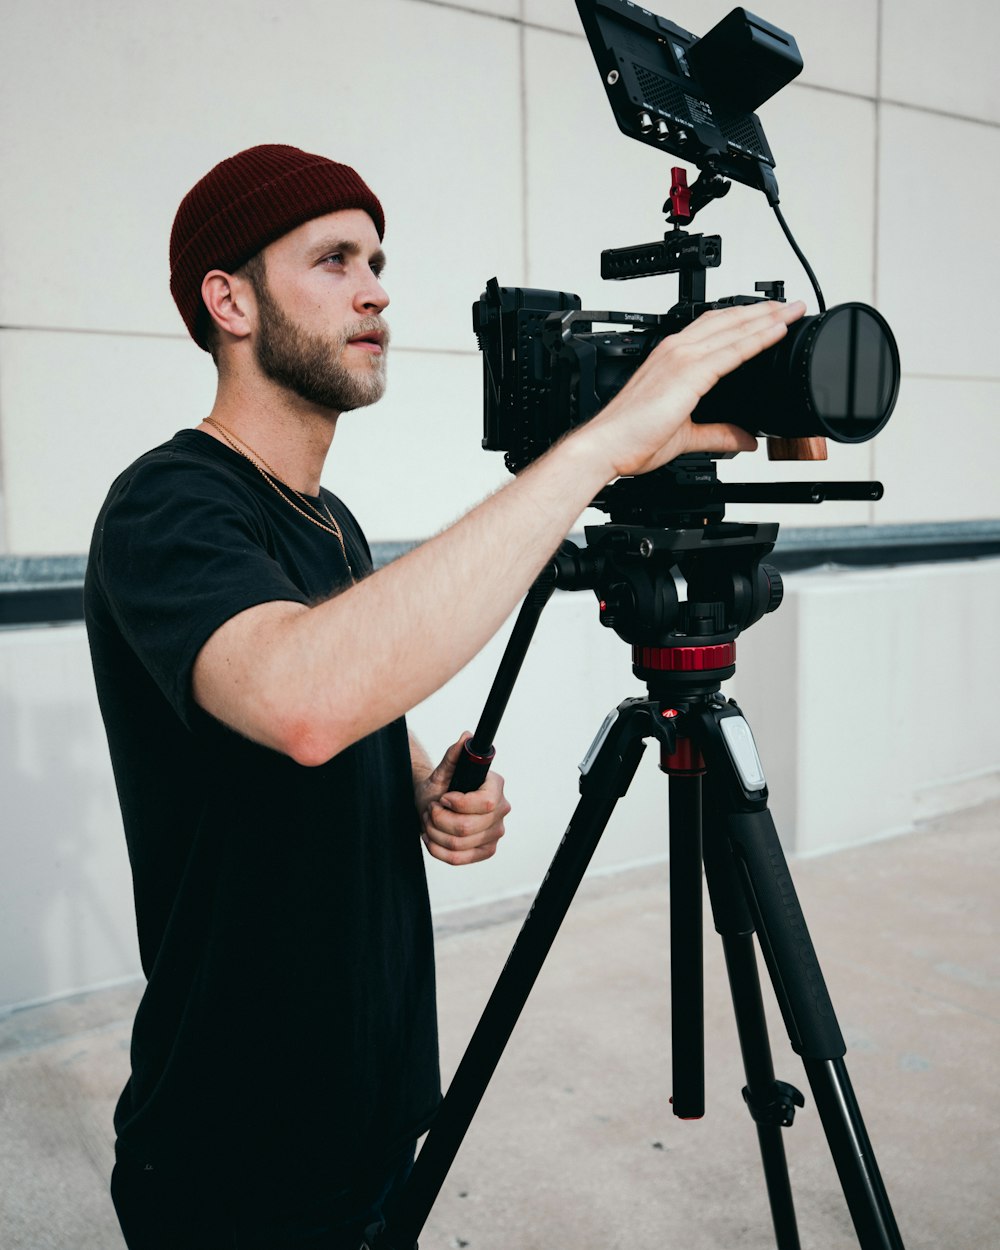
[[473, 2, 897, 519]]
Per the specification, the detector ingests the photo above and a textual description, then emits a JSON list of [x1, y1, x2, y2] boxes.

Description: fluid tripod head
[[555, 517, 784, 698]]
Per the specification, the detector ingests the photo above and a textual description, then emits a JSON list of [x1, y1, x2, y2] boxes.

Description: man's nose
[[356, 274, 389, 314]]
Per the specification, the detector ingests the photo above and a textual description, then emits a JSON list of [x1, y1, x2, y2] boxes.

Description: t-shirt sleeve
[[91, 456, 311, 729]]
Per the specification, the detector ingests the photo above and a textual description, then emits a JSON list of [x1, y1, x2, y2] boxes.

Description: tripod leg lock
[[742, 1079, 805, 1128]]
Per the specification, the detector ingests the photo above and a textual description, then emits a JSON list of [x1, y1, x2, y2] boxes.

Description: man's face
[[247, 208, 390, 413]]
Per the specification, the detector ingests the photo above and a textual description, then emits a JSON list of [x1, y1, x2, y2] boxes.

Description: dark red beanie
[[169, 144, 385, 351]]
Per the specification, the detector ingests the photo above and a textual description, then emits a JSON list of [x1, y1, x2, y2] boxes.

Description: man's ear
[[201, 269, 255, 342]]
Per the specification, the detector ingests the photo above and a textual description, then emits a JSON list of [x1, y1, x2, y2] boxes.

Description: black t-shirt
[[84, 429, 440, 1212]]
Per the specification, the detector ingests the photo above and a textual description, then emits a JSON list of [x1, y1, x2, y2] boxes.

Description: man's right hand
[[573, 298, 806, 482]]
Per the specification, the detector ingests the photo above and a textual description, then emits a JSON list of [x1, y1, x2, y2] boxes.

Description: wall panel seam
[[0, 327, 481, 358], [878, 97, 1000, 130], [403, 0, 521, 25], [869, 0, 883, 521]]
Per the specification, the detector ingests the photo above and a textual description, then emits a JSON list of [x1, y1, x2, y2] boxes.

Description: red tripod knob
[[633, 642, 736, 672]]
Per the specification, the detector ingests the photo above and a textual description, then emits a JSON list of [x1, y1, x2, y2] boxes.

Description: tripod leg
[[668, 774, 705, 1119], [694, 700, 905, 1249], [702, 780, 803, 1249], [727, 809, 904, 1248], [804, 1057, 903, 1248], [372, 698, 657, 1250]]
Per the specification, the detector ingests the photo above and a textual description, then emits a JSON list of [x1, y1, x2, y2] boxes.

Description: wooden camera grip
[[766, 436, 828, 461]]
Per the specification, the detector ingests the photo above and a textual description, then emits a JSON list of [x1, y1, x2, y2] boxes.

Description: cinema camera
[[367, 8, 909, 1250], [474, 3, 900, 495]]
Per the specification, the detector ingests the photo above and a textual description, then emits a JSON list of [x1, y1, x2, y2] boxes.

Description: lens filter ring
[[795, 302, 901, 443]]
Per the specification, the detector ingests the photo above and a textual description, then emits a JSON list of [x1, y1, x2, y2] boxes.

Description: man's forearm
[[268, 431, 609, 764]]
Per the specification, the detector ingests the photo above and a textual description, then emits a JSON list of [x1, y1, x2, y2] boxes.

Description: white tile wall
[[2, 0, 997, 555], [877, 105, 1000, 381], [0, 0, 524, 354], [323, 350, 514, 541], [0, 330, 218, 554], [0, 329, 512, 552], [872, 377, 1000, 524], [882, 0, 1000, 123]]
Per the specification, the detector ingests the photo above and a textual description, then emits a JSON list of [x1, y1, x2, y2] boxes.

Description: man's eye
[[324, 253, 344, 266]]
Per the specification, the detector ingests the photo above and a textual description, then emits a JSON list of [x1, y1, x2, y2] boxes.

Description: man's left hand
[[415, 734, 510, 866]]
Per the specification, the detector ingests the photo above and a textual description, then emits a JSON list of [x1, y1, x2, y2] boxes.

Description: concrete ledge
[[733, 556, 1000, 854], [4, 522, 1000, 626]]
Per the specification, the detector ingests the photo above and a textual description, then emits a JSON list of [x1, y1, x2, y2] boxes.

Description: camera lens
[[693, 301, 900, 442], [796, 303, 899, 442]]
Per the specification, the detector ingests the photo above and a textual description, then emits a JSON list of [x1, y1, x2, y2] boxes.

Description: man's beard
[[252, 276, 389, 413]]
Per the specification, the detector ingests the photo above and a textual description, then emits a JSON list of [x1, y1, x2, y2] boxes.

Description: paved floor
[[1, 798, 998, 1249]]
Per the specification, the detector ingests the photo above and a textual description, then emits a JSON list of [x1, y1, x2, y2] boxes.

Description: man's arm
[[192, 300, 804, 765]]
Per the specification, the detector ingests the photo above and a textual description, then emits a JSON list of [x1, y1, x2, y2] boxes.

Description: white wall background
[[1, 0, 999, 1009], [2, 0, 1000, 549]]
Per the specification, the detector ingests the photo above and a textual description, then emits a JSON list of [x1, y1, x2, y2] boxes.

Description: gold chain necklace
[[202, 417, 353, 579]]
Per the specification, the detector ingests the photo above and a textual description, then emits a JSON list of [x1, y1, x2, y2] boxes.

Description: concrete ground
[[1, 798, 997, 1250]]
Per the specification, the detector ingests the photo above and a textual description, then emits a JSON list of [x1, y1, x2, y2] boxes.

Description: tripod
[[369, 504, 905, 1250]]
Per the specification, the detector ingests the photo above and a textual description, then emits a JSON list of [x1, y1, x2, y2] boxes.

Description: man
[[85, 144, 802, 1248]]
